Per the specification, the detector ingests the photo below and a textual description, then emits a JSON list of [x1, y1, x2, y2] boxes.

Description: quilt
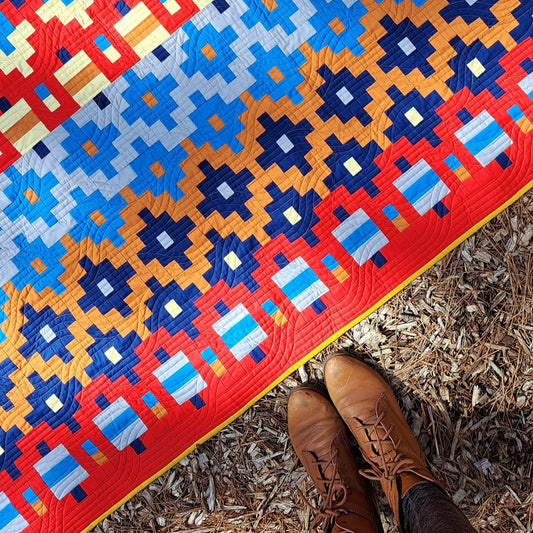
[[1, 0, 532, 531]]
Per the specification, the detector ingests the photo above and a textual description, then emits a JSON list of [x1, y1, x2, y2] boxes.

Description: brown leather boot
[[324, 353, 445, 528], [288, 385, 382, 533]]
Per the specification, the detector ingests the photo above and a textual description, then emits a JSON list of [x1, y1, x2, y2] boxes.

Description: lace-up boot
[[324, 353, 444, 528], [288, 385, 381, 533]]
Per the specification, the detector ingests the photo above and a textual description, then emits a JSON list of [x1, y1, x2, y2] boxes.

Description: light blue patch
[[241, 0, 300, 35], [94, 34, 111, 51], [129, 139, 187, 202], [11, 235, 67, 294], [160, 363, 197, 395], [507, 104, 524, 121], [261, 299, 278, 316], [188, 91, 246, 153], [81, 440, 98, 455], [142, 392, 158, 409], [3, 167, 59, 226], [122, 71, 179, 130], [200, 348, 217, 365], [248, 44, 306, 105], [444, 154, 461, 171], [340, 218, 379, 255], [220, 314, 258, 349], [61, 118, 121, 180], [0, 500, 19, 530], [0, 12, 16, 56], [40, 454, 79, 489], [463, 119, 504, 156], [308, 0, 368, 55], [382, 204, 400, 221], [22, 488, 39, 505], [181, 23, 239, 84], [402, 169, 440, 205], [35, 83, 52, 100], [321, 254, 340, 271], [0, 288, 7, 344], [69, 188, 127, 247], [280, 267, 319, 301], [100, 407, 139, 443]]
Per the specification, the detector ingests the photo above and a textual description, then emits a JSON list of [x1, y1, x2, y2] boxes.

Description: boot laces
[[301, 435, 350, 531], [354, 393, 416, 482]]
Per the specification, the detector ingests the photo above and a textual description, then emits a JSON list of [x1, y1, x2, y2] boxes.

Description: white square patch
[[405, 107, 424, 126], [164, 299, 183, 318], [217, 181, 234, 199], [40, 325, 56, 343], [343, 157, 362, 176], [283, 206, 302, 225], [277, 134, 294, 153], [104, 346, 122, 364], [467, 58, 485, 77], [224, 251, 242, 270], [157, 231, 174, 249], [97, 278, 114, 296], [398, 36, 416, 56], [163, 0, 181, 14], [336, 86, 354, 105], [46, 394, 63, 413]]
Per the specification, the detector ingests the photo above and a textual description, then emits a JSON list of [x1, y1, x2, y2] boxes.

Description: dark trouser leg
[[400, 482, 477, 533]]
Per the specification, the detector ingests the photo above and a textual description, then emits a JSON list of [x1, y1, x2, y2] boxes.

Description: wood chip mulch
[[92, 189, 533, 533]]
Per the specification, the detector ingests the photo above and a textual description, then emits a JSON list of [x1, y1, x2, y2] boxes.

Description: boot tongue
[[399, 472, 429, 498]]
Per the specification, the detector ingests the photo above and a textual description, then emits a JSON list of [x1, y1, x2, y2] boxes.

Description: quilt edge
[[82, 177, 533, 533]]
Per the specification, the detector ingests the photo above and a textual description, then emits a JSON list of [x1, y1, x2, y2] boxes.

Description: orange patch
[[332, 265, 349, 283], [142, 91, 158, 108], [82, 140, 98, 157], [272, 310, 288, 327], [210, 359, 226, 377], [3, 110, 40, 144], [393, 216, 409, 233], [329, 17, 345, 36], [455, 167, 471, 183], [31, 258, 47, 274], [149, 161, 165, 177], [208, 114, 225, 132], [124, 14, 159, 48], [262, 0, 277, 12], [201, 43, 217, 60], [63, 62, 100, 96], [32, 501, 47, 517], [89, 210, 106, 226], [93, 451, 108, 466], [152, 403, 168, 419], [268, 66, 284, 83], [23, 188, 39, 205]]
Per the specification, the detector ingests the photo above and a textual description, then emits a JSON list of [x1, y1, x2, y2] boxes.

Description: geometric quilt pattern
[[0, 0, 211, 173], [1, 0, 533, 531]]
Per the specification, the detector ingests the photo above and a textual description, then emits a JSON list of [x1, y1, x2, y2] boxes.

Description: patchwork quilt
[[0, 0, 532, 531]]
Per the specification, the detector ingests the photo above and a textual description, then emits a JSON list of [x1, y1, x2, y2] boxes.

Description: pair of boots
[[288, 352, 445, 533]]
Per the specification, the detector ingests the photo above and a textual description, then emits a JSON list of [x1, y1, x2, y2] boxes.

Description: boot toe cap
[[325, 353, 389, 398]]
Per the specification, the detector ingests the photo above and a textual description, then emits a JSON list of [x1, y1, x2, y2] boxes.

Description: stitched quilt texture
[[0, 0, 532, 531]]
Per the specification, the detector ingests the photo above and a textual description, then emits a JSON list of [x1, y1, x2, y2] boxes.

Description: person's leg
[[401, 481, 476, 533], [324, 352, 477, 533], [288, 385, 383, 533]]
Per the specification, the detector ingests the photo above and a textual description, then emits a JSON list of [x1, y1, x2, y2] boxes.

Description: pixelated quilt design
[[1, 0, 533, 531], [0, 0, 210, 173]]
